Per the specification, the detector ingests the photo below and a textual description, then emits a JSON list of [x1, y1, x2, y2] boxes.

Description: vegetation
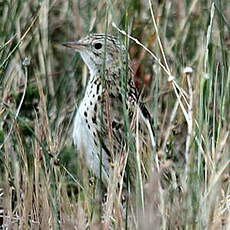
[[0, 0, 229, 229]]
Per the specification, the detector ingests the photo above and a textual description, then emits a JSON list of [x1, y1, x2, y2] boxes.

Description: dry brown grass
[[0, 0, 229, 229]]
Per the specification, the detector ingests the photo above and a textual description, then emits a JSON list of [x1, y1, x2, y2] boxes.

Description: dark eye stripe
[[92, 34, 119, 47], [93, 51, 99, 56]]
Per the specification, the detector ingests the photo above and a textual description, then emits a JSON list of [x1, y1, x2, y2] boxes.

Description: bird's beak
[[62, 41, 88, 51]]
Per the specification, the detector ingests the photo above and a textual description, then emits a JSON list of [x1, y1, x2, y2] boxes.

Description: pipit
[[63, 34, 155, 185]]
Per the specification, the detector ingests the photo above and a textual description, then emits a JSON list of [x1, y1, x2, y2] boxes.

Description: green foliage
[[0, 0, 229, 229]]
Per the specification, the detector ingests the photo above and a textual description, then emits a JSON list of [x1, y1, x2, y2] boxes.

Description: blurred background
[[0, 0, 229, 229]]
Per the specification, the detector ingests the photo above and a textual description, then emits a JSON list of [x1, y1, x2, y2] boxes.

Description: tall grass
[[0, 0, 229, 229]]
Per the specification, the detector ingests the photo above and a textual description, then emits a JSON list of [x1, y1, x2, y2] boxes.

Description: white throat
[[80, 52, 98, 76]]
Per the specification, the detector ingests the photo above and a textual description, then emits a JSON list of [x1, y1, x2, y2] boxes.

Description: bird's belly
[[72, 105, 94, 154], [72, 102, 110, 183]]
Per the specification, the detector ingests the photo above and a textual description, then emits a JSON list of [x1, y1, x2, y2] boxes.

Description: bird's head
[[63, 33, 127, 75]]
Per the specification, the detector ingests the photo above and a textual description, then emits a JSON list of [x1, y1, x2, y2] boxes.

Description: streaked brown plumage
[[63, 34, 155, 185]]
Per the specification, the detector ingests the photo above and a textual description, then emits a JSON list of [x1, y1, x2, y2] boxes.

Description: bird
[[63, 33, 155, 186]]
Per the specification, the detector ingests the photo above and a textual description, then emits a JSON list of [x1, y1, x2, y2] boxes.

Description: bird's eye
[[94, 43, 102, 50]]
